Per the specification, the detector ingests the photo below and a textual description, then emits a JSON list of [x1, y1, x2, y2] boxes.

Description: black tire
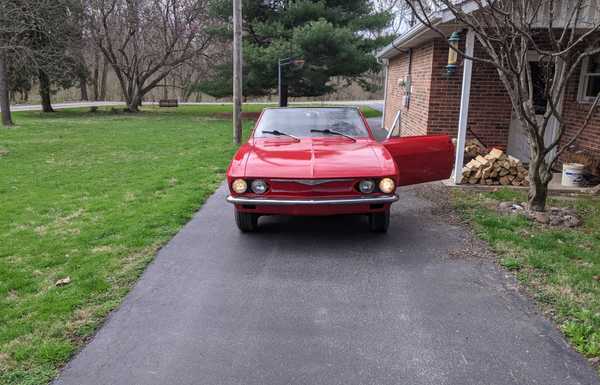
[[234, 209, 258, 232], [369, 209, 390, 233]]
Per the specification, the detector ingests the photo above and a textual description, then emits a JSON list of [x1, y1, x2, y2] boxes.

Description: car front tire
[[369, 209, 390, 233], [234, 209, 258, 232]]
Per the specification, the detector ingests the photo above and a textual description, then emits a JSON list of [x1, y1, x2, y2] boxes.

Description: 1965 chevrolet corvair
[[226, 107, 454, 232]]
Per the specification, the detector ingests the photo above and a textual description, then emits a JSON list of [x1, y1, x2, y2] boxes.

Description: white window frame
[[578, 54, 600, 103]]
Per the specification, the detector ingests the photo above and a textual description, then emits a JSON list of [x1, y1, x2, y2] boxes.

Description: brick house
[[376, 4, 600, 183]]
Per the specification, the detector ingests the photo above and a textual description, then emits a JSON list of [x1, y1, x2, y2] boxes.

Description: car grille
[[268, 178, 358, 196]]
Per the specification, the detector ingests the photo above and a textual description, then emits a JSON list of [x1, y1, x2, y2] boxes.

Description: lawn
[[175, 102, 383, 118], [453, 188, 600, 373], [0, 105, 258, 384]]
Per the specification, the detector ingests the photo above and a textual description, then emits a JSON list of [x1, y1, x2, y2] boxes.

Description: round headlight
[[358, 179, 375, 194], [379, 178, 396, 194], [232, 179, 247, 194], [251, 179, 268, 194]]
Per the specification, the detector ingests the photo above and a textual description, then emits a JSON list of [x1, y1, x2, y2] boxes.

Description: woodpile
[[462, 148, 530, 186], [464, 139, 486, 160]]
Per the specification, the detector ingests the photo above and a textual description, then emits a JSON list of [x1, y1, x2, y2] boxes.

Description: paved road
[[9, 101, 126, 112], [54, 184, 599, 385], [5, 100, 385, 112]]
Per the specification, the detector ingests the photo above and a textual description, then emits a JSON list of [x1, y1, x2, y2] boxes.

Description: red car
[[226, 107, 454, 232]]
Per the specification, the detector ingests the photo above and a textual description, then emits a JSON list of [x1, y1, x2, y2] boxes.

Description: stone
[[532, 211, 549, 224], [549, 217, 563, 226], [498, 202, 513, 211], [563, 215, 582, 228], [549, 207, 562, 215], [55, 277, 71, 286]]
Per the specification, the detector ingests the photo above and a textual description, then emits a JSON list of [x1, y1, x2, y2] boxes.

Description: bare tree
[[405, 0, 600, 211], [89, 47, 110, 101], [87, 0, 212, 112], [374, 0, 419, 34], [0, 50, 12, 127], [0, 1, 29, 127]]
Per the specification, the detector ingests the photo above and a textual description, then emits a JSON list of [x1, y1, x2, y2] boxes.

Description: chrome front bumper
[[226, 194, 399, 206]]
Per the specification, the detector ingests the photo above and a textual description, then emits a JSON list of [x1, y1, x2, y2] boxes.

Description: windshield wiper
[[310, 129, 357, 142], [261, 130, 300, 142]]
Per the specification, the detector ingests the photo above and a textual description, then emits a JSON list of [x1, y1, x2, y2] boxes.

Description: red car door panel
[[383, 135, 455, 186]]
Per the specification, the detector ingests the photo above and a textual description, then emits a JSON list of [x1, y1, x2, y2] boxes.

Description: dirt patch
[[410, 183, 467, 225], [410, 182, 496, 261]]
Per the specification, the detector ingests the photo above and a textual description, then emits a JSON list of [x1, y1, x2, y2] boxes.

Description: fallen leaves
[[55, 277, 72, 287]]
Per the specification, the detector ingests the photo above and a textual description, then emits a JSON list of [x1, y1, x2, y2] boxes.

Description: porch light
[[446, 31, 461, 75]]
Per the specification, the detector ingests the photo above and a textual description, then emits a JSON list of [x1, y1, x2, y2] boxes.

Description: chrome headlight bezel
[[378, 177, 396, 194], [231, 179, 248, 194], [358, 179, 375, 194], [250, 179, 269, 194]]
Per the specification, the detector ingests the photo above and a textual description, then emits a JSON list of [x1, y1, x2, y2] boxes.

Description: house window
[[579, 53, 600, 103]]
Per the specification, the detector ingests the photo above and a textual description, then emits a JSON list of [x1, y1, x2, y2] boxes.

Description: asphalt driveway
[[54, 184, 599, 385]]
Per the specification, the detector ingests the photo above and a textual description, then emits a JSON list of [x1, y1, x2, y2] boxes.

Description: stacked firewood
[[462, 148, 530, 186], [464, 139, 486, 160]]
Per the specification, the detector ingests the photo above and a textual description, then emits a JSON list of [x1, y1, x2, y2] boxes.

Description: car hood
[[241, 137, 395, 179]]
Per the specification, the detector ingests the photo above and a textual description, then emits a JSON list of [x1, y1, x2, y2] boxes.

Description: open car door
[[382, 135, 455, 186]]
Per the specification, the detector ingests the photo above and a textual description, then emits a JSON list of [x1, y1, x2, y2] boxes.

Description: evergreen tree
[[199, 0, 393, 98]]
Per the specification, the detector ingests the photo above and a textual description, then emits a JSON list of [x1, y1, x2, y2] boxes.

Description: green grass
[[0, 105, 256, 384], [147, 102, 382, 118], [454, 188, 600, 371], [357, 106, 381, 118]]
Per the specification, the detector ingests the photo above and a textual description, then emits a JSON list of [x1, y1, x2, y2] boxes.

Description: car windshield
[[254, 108, 370, 139]]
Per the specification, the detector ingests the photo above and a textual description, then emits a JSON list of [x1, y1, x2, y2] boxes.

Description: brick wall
[[383, 42, 434, 136], [561, 59, 600, 162], [465, 42, 513, 149], [427, 38, 512, 148], [427, 39, 462, 137]]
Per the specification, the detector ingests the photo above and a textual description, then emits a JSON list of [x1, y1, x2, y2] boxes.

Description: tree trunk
[[92, 75, 99, 101], [91, 53, 99, 101], [126, 92, 141, 112], [527, 155, 552, 212], [79, 74, 89, 101], [0, 51, 13, 127], [38, 70, 54, 113], [99, 57, 108, 101]]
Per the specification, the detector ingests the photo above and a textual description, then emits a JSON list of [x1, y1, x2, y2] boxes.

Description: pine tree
[[199, 0, 393, 98]]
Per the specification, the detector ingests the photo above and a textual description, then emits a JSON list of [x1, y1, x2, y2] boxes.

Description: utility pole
[[232, 0, 243, 144]]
